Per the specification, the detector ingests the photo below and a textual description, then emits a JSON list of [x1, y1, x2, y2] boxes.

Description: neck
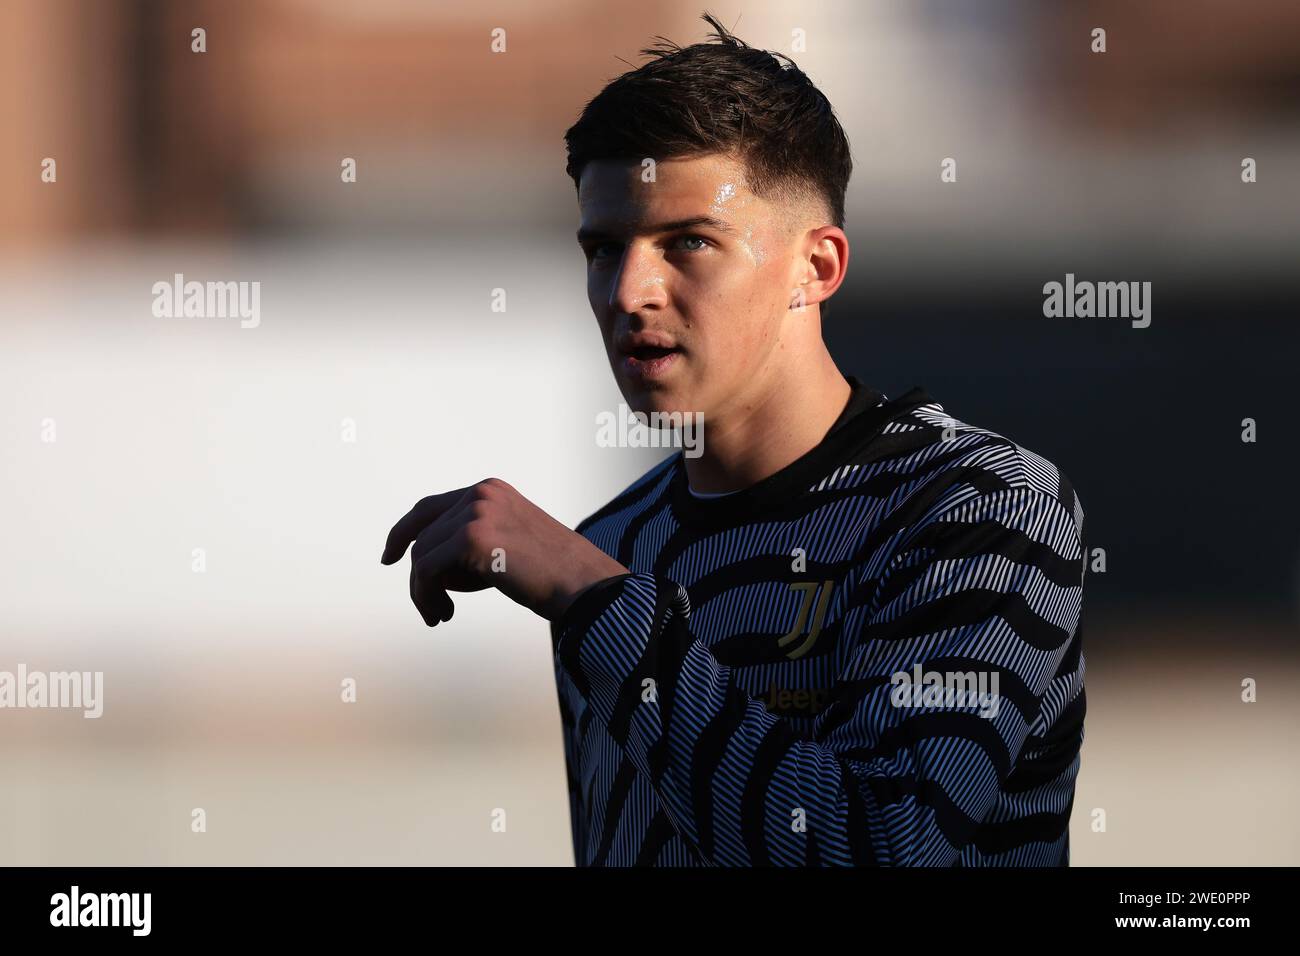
[[684, 348, 851, 494]]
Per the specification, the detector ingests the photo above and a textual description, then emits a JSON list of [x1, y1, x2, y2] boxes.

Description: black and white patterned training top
[[550, 375, 1088, 866]]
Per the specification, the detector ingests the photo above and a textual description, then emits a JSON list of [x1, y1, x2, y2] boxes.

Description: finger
[[382, 487, 470, 565], [410, 558, 454, 626], [411, 532, 470, 601], [410, 493, 476, 566]]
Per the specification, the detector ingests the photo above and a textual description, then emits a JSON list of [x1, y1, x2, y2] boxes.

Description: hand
[[381, 477, 629, 625]]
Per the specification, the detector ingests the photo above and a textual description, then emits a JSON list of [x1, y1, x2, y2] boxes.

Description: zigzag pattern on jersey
[[552, 397, 1086, 866]]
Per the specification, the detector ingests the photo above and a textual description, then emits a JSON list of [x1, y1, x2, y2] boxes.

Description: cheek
[[586, 268, 604, 306], [741, 270, 786, 336], [687, 264, 784, 352]]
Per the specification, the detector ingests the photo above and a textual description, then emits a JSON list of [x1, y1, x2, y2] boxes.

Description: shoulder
[[876, 398, 1086, 546], [572, 452, 680, 542]]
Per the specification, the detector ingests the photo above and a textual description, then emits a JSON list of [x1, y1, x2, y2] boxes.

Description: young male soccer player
[[381, 14, 1087, 866]]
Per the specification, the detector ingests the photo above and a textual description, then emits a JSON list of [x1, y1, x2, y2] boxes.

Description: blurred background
[[1, 0, 1297, 865]]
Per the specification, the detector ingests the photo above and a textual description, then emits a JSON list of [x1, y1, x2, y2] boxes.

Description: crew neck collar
[[668, 376, 932, 529]]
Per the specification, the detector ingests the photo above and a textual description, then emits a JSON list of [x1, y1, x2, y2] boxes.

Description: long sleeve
[[553, 483, 1086, 866]]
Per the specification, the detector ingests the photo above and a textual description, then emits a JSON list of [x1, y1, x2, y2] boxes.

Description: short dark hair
[[564, 11, 853, 230]]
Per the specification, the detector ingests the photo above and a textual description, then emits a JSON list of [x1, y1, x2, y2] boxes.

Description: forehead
[[577, 153, 763, 223]]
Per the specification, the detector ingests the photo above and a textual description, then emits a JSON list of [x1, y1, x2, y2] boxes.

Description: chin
[[618, 381, 691, 417]]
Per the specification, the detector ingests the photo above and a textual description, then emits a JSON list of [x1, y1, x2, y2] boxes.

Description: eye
[[586, 241, 620, 262], [671, 234, 709, 253]]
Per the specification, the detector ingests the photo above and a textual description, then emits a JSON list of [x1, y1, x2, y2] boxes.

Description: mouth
[[619, 343, 682, 380], [626, 344, 677, 361]]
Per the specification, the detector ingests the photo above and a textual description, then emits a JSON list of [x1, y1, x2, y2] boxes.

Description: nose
[[608, 240, 668, 315]]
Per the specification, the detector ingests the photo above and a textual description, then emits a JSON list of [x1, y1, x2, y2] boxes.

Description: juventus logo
[[777, 580, 835, 660]]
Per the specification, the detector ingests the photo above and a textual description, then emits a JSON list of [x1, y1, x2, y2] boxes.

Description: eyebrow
[[576, 215, 738, 243]]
